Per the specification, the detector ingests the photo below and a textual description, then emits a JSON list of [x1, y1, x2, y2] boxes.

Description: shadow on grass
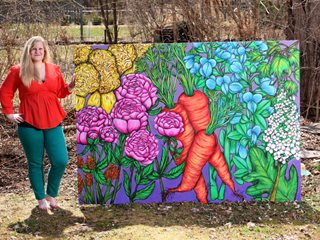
[[8, 207, 85, 238], [80, 201, 320, 231]]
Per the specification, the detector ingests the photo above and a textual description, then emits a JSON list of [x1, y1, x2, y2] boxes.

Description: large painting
[[75, 41, 301, 204]]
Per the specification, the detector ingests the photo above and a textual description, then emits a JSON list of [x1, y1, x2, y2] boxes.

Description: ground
[[0, 113, 319, 240]]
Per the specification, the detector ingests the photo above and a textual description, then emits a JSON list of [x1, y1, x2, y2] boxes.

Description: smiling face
[[30, 41, 45, 63]]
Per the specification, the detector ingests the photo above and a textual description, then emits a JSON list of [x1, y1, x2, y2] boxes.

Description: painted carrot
[[178, 90, 211, 132], [169, 130, 215, 193], [163, 103, 194, 165], [208, 134, 235, 192], [194, 174, 208, 203]]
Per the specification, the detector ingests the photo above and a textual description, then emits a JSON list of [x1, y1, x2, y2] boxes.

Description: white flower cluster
[[263, 91, 300, 164]]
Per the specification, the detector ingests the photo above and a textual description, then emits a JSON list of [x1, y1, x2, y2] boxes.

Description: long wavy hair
[[19, 36, 51, 87]]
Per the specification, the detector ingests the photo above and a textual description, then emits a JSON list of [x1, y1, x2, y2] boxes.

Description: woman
[[0, 36, 75, 210]]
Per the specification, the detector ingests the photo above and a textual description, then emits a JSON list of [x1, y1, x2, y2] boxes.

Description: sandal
[[46, 196, 59, 209], [38, 199, 51, 210]]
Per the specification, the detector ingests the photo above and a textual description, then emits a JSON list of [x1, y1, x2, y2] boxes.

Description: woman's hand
[[68, 73, 76, 92], [6, 113, 24, 124]]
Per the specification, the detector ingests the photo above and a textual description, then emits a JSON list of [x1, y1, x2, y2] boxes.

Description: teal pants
[[18, 124, 68, 200]]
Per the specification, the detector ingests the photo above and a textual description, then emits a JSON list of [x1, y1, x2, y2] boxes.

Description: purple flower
[[115, 73, 157, 109], [125, 130, 159, 166], [155, 112, 184, 137], [76, 106, 112, 145], [100, 126, 119, 143], [111, 98, 148, 134]]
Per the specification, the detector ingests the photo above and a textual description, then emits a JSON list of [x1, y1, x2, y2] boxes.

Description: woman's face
[[30, 41, 45, 63]]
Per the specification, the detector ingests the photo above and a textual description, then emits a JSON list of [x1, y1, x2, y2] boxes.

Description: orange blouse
[[0, 63, 71, 129]]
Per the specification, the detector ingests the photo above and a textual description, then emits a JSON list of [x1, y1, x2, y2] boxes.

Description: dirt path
[[0, 115, 319, 239]]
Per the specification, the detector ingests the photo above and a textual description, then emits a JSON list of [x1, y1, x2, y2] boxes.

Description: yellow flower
[[101, 92, 116, 113], [89, 49, 120, 93], [75, 63, 100, 97], [76, 95, 86, 111], [87, 91, 101, 107], [108, 44, 136, 75], [74, 46, 92, 65], [133, 44, 153, 58]]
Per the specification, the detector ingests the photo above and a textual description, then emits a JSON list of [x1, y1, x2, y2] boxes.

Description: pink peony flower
[[155, 112, 184, 137], [125, 130, 159, 166], [115, 73, 157, 109], [76, 106, 112, 145], [111, 98, 148, 134], [100, 126, 119, 143]]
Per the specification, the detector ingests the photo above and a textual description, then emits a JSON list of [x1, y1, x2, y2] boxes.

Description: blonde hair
[[19, 36, 51, 87]]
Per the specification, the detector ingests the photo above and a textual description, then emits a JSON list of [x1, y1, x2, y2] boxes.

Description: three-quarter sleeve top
[[0, 63, 71, 129]]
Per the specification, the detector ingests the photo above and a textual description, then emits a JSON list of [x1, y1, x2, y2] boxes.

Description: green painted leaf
[[233, 156, 248, 170], [148, 107, 162, 116], [235, 123, 247, 136], [80, 145, 90, 155], [227, 131, 243, 141], [243, 147, 276, 199], [123, 170, 131, 198], [195, 76, 206, 89], [257, 62, 270, 78], [289, 48, 299, 66], [82, 166, 92, 173], [218, 183, 226, 200], [248, 50, 263, 62], [133, 182, 156, 201], [257, 100, 271, 114], [148, 171, 160, 180], [230, 140, 237, 154], [267, 41, 281, 55], [93, 170, 107, 185], [159, 147, 170, 174], [284, 81, 298, 96], [254, 114, 267, 130], [219, 129, 226, 146], [276, 164, 298, 201], [97, 155, 111, 170], [142, 163, 154, 177], [210, 167, 218, 200], [271, 55, 291, 77], [163, 162, 185, 179], [121, 156, 133, 168]]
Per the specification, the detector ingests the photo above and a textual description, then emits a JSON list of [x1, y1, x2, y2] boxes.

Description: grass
[[65, 24, 131, 42]]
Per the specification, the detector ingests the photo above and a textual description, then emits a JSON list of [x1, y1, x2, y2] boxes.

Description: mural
[[75, 41, 301, 204]]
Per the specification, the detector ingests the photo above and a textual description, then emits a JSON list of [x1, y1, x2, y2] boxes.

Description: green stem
[[154, 156, 166, 202], [110, 135, 126, 204], [270, 164, 281, 202]]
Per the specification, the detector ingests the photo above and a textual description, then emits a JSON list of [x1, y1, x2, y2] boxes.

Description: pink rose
[[111, 98, 148, 134], [155, 112, 184, 137], [125, 130, 159, 166], [115, 73, 157, 109], [76, 106, 112, 145], [100, 126, 119, 143]]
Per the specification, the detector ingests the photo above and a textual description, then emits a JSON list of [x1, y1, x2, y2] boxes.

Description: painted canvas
[[75, 41, 301, 204]]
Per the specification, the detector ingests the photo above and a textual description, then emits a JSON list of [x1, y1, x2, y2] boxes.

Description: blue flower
[[217, 75, 231, 94], [247, 126, 261, 144], [237, 47, 246, 55], [230, 61, 243, 73], [230, 112, 242, 124], [193, 42, 201, 48], [237, 143, 248, 158], [183, 55, 195, 69], [260, 78, 276, 96], [243, 92, 262, 113], [255, 41, 268, 52], [206, 76, 216, 90], [215, 49, 231, 60], [200, 57, 216, 78], [190, 63, 200, 74], [267, 106, 274, 115], [229, 82, 243, 94]]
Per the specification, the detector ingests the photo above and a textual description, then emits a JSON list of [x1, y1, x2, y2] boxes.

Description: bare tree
[[98, 0, 119, 43]]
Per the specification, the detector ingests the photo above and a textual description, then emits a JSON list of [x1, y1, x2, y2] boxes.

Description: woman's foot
[[45, 196, 59, 209], [38, 199, 51, 210]]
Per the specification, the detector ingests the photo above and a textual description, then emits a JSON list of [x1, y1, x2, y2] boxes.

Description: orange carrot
[[169, 130, 215, 192], [194, 174, 208, 203], [208, 134, 235, 192], [178, 90, 211, 132], [163, 103, 194, 165]]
